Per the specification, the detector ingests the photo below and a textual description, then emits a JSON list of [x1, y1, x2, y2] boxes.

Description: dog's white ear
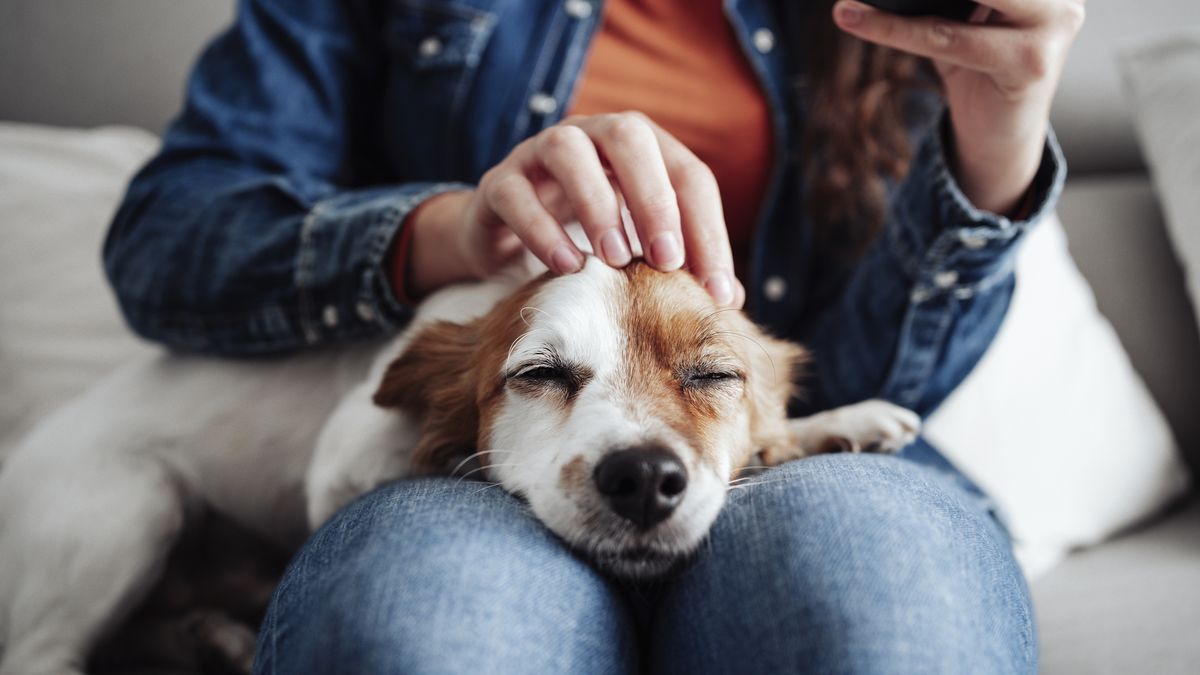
[[373, 320, 480, 473]]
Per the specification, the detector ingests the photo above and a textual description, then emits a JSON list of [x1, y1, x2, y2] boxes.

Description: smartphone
[[857, 0, 979, 21]]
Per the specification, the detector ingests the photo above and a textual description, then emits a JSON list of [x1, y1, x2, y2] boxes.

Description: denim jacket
[[104, 0, 1065, 419]]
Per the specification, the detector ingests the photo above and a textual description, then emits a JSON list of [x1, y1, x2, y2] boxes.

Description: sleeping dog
[[0, 253, 918, 675]]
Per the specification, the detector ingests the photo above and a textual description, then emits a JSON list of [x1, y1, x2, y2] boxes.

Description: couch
[[1, 1, 1197, 673]]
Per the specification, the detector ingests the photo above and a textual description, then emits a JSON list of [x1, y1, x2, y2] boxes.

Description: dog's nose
[[593, 447, 688, 529]]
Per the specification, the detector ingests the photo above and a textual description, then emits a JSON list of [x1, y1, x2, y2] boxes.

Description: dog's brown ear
[[737, 319, 808, 456], [374, 320, 480, 474]]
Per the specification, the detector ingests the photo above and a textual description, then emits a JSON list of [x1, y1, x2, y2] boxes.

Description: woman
[[105, 0, 1082, 672]]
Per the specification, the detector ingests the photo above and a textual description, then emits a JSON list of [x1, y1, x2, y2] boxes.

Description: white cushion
[[0, 123, 159, 458], [1119, 28, 1200, 336], [925, 214, 1191, 578]]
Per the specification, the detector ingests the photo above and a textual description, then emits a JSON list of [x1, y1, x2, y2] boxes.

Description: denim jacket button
[[752, 28, 775, 54], [960, 232, 988, 250], [528, 93, 559, 115], [417, 36, 443, 59], [322, 305, 340, 328], [355, 300, 375, 323], [564, 0, 594, 19], [934, 270, 959, 289], [763, 275, 787, 302]]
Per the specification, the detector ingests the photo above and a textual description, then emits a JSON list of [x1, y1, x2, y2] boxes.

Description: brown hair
[[784, 0, 937, 258]]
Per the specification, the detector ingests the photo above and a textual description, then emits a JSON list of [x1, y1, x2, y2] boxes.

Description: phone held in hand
[[857, 0, 979, 21]]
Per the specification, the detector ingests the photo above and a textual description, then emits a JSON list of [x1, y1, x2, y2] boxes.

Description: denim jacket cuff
[[295, 182, 473, 344], [886, 112, 1067, 303]]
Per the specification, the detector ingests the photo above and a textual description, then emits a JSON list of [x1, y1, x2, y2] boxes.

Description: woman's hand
[[832, 0, 1085, 215], [403, 112, 744, 307]]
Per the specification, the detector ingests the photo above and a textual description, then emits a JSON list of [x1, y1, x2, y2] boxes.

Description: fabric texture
[[1119, 28, 1200, 336], [255, 454, 1035, 674], [925, 213, 1190, 577]]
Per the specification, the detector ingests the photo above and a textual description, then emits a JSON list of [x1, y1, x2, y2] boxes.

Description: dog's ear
[[373, 320, 480, 474], [737, 319, 808, 457]]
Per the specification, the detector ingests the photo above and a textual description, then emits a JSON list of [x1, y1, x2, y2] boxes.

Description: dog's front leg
[[761, 399, 921, 465]]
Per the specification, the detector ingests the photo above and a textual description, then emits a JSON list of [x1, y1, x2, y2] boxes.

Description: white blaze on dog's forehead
[[505, 257, 625, 375]]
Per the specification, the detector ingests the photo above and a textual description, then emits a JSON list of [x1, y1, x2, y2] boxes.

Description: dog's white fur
[[0, 251, 918, 675]]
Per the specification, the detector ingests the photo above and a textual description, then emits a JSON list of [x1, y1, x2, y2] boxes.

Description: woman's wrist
[[392, 190, 474, 301], [948, 113, 1047, 218]]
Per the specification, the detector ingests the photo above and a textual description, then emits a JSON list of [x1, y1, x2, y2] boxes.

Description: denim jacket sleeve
[[800, 113, 1067, 418], [103, 0, 467, 355]]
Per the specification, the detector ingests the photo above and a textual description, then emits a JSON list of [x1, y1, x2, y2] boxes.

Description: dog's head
[[373, 258, 805, 578]]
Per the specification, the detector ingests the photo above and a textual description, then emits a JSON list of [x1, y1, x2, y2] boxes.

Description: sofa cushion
[[925, 211, 1190, 577], [1033, 497, 1200, 675], [1120, 29, 1200, 347], [1055, 176, 1200, 477], [0, 122, 158, 459]]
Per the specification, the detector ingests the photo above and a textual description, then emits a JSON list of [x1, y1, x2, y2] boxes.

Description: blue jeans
[[253, 454, 1035, 674]]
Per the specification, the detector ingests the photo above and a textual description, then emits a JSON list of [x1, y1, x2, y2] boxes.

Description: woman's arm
[[832, 0, 1085, 214], [799, 115, 1065, 417], [104, 0, 467, 355], [794, 0, 1080, 416]]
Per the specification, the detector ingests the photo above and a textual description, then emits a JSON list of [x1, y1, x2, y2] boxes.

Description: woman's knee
[[255, 479, 636, 675], [652, 454, 1036, 674]]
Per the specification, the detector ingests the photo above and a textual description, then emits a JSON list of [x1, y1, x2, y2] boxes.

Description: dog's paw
[[781, 399, 921, 460]]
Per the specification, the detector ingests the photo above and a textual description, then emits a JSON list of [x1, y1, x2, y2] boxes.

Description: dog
[[0, 250, 919, 675]]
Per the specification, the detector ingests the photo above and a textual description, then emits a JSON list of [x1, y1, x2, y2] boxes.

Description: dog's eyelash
[[682, 368, 744, 387], [510, 364, 568, 381]]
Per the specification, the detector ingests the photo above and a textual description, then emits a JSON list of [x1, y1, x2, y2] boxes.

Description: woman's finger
[[533, 124, 631, 266], [642, 119, 740, 307], [479, 164, 584, 275], [572, 113, 685, 271], [834, 1, 1034, 77]]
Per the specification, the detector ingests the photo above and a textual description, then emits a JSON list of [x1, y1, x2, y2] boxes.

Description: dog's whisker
[[504, 328, 554, 372], [470, 481, 505, 496], [710, 329, 778, 384], [449, 448, 515, 477], [701, 307, 744, 323], [454, 461, 524, 485], [518, 305, 551, 327], [727, 476, 798, 492], [727, 474, 768, 486], [730, 465, 775, 478]]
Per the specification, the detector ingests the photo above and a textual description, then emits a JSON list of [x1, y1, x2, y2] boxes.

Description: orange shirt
[[568, 0, 774, 269]]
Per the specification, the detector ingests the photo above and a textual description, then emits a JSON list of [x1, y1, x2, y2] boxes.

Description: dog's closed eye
[[507, 361, 593, 398]]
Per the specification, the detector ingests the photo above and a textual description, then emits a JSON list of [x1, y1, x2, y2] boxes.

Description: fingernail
[[705, 273, 735, 307], [552, 245, 583, 274], [599, 228, 632, 267], [649, 233, 684, 270], [836, 1, 864, 25]]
